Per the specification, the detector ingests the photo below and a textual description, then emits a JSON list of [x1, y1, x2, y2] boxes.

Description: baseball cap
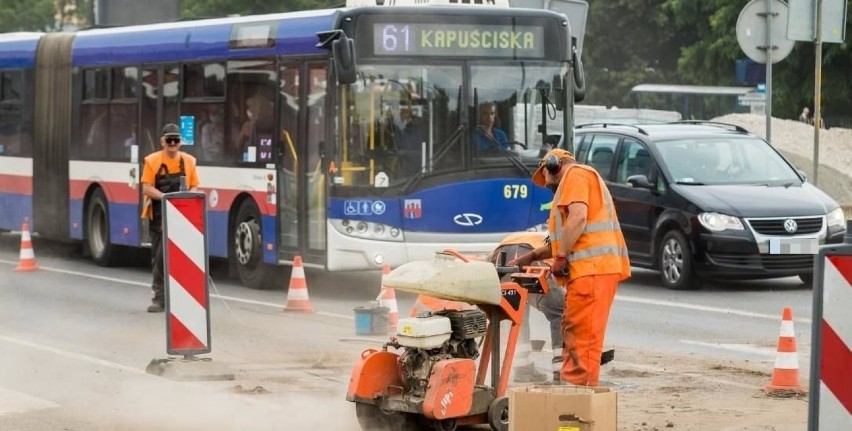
[[531, 148, 575, 187], [161, 123, 181, 137]]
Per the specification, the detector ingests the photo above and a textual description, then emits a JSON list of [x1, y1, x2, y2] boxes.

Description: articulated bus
[[0, 0, 584, 289]]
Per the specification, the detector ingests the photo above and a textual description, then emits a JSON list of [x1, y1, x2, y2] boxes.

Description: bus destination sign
[[372, 23, 546, 58]]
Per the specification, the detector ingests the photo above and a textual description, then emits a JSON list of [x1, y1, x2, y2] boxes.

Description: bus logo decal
[[404, 199, 422, 219], [453, 213, 483, 227]]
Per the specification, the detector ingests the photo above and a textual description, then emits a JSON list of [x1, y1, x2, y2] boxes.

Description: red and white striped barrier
[[809, 243, 852, 430], [162, 193, 211, 356]]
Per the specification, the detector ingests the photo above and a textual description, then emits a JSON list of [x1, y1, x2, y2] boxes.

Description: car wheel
[[658, 229, 701, 290], [232, 199, 279, 290]]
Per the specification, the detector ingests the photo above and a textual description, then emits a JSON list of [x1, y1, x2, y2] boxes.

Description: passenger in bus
[[236, 90, 274, 160], [200, 105, 224, 163], [474, 102, 509, 152], [140, 123, 201, 313], [397, 107, 427, 173]]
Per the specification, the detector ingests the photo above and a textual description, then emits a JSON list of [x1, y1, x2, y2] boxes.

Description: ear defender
[[544, 154, 561, 174]]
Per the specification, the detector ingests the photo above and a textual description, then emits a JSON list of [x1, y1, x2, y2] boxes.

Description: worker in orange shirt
[[140, 124, 201, 312], [510, 148, 630, 386]]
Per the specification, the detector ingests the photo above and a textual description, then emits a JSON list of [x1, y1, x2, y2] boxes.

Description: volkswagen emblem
[[453, 213, 483, 227], [783, 218, 798, 233]]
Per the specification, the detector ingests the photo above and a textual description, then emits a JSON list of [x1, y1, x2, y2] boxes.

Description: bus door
[[277, 61, 329, 264], [137, 65, 178, 245]]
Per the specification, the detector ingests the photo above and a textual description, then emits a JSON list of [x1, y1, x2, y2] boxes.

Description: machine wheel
[[658, 229, 701, 290], [85, 188, 119, 267], [431, 419, 458, 431], [355, 402, 419, 431], [488, 396, 509, 431], [232, 200, 278, 290]]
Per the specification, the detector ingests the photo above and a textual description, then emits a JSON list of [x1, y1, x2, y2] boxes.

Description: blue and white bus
[[0, 0, 584, 288]]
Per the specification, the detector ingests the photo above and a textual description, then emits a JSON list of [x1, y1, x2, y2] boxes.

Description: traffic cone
[[377, 264, 398, 334], [283, 256, 314, 312], [15, 217, 38, 272], [762, 307, 807, 395]]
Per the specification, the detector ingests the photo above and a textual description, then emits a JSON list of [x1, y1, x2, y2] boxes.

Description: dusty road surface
[[0, 233, 813, 430]]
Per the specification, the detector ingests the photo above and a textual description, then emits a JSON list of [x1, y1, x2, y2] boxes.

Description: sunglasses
[[164, 137, 181, 145]]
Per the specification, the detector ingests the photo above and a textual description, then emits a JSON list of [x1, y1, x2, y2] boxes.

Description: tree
[[0, 0, 58, 32], [182, 0, 340, 19]]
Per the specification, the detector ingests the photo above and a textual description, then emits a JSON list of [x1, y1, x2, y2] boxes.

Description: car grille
[[709, 253, 815, 271], [746, 217, 823, 236]]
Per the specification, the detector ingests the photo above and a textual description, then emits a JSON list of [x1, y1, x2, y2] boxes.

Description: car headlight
[[827, 207, 845, 228], [698, 212, 744, 232]]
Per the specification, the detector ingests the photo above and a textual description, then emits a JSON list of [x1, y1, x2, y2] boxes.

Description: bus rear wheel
[[233, 200, 279, 290], [85, 188, 118, 267]]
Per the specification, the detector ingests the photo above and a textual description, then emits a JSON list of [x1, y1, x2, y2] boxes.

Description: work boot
[[147, 301, 164, 313], [512, 364, 549, 383]]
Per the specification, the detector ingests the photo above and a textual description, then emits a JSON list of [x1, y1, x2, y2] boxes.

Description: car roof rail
[[667, 120, 749, 133], [574, 123, 648, 136]]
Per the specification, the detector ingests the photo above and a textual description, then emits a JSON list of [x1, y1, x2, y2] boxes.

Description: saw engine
[[393, 309, 488, 397]]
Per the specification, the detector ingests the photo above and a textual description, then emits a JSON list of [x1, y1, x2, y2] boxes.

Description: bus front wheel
[[232, 200, 278, 290]]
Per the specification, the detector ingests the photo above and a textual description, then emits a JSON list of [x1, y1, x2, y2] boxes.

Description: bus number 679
[[503, 184, 528, 199]]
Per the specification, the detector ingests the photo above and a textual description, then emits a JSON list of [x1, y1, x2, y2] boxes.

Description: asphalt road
[[0, 233, 816, 430]]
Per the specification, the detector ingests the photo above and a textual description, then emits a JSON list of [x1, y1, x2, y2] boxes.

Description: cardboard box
[[508, 385, 617, 431]]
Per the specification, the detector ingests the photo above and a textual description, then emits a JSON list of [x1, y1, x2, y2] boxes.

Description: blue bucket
[[354, 304, 390, 336]]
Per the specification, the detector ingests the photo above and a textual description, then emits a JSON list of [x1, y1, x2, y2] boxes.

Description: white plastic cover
[[383, 253, 502, 305], [396, 316, 452, 349]]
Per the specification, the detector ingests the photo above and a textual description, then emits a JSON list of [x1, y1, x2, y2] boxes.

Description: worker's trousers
[[560, 273, 619, 386]]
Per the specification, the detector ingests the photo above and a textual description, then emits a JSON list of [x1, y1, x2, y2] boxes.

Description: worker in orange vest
[[511, 148, 630, 386]]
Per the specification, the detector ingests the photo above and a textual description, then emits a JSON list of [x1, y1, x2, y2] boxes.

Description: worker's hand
[[551, 255, 569, 277], [508, 251, 537, 268]]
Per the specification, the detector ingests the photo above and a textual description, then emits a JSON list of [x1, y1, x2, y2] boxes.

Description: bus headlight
[[331, 219, 404, 242]]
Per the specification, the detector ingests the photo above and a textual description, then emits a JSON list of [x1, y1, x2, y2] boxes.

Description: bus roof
[[0, 33, 43, 69], [71, 9, 340, 67]]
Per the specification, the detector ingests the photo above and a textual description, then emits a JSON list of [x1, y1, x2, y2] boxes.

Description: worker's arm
[[143, 183, 165, 200], [555, 202, 587, 257]]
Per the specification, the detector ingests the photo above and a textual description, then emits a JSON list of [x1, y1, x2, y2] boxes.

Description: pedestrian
[[140, 123, 200, 312], [798, 107, 811, 124], [510, 148, 630, 386]]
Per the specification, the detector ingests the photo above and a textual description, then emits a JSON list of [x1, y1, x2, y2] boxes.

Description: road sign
[[788, 0, 847, 43], [808, 238, 852, 430], [162, 192, 211, 356], [737, 0, 796, 64]]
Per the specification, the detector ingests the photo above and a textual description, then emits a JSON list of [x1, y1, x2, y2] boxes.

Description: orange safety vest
[[548, 164, 630, 283]]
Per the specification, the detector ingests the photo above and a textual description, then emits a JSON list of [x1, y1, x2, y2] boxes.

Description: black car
[[573, 121, 847, 289]]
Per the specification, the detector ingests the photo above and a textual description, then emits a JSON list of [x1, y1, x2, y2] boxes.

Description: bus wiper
[[492, 144, 532, 177], [674, 181, 706, 185], [403, 125, 466, 193]]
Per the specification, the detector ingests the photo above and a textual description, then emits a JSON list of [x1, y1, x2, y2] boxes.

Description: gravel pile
[[712, 113, 852, 206]]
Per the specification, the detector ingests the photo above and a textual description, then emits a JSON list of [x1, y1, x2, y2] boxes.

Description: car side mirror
[[796, 169, 807, 182], [626, 174, 653, 189]]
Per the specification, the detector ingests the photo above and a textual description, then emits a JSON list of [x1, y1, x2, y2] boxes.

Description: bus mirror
[[553, 75, 565, 111], [572, 45, 586, 103], [333, 37, 357, 85]]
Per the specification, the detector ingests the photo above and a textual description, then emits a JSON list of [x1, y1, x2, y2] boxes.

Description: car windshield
[[655, 136, 802, 185]]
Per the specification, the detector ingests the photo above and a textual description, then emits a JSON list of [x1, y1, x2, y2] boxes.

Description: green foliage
[[0, 0, 58, 32], [182, 0, 341, 19]]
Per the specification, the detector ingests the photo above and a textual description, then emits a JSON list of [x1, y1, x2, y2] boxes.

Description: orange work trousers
[[560, 273, 619, 386]]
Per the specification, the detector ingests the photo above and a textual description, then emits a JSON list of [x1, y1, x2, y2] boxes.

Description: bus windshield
[[335, 61, 566, 190], [470, 63, 566, 168]]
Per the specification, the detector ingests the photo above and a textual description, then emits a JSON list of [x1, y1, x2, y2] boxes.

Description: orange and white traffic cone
[[762, 307, 807, 395], [377, 264, 399, 334], [15, 217, 38, 272], [283, 256, 314, 312]]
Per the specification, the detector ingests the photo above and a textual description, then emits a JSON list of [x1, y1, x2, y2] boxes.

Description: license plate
[[767, 237, 819, 254]]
